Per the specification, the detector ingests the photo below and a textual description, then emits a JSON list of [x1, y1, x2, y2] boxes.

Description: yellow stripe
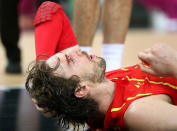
[[144, 65, 150, 68], [127, 93, 152, 100], [134, 66, 138, 68], [126, 76, 145, 82], [111, 103, 126, 112], [135, 85, 140, 88], [121, 68, 129, 71], [111, 93, 152, 112], [111, 76, 177, 112], [126, 76, 177, 90], [112, 78, 118, 80], [146, 77, 177, 90]]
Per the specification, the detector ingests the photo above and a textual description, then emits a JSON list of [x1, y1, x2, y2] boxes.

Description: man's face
[[46, 48, 106, 82]]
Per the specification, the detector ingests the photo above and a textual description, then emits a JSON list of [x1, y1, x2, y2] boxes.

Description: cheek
[[78, 61, 93, 71]]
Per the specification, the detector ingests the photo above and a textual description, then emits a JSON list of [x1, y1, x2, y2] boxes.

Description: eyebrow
[[65, 54, 69, 61], [53, 57, 60, 70]]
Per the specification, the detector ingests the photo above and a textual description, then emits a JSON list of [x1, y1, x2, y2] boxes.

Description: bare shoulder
[[124, 94, 177, 131]]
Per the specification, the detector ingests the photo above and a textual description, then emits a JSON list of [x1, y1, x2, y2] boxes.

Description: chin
[[100, 57, 106, 71], [96, 58, 106, 82]]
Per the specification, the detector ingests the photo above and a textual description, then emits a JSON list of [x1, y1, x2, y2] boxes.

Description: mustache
[[82, 51, 91, 60]]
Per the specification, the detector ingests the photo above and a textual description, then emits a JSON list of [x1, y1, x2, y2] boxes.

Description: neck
[[89, 78, 116, 115]]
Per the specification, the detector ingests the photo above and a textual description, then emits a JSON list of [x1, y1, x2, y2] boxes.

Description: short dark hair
[[25, 60, 98, 129]]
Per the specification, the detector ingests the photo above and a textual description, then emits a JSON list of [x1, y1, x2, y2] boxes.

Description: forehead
[[46, 51, 94, 78], [47, 52, 62, 64], [49, 52, 63, 59]]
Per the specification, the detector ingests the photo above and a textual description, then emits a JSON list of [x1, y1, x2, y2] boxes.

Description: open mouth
[[90, 54, 95, 59]]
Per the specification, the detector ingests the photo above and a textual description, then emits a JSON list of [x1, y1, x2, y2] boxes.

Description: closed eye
[[65, 54, 72, 64]]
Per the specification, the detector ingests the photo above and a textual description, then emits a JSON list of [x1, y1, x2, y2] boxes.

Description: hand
[[32, 98, 55, 117], [137, 44, 177, 78]]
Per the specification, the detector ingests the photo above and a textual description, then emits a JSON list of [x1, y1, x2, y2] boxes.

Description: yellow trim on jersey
[[111, 103, 126, 112], [126, 76, 145, 82], [111, 93, 152, 112], [111, 78, 119, 80], [134, 66, 138, 68], [110, 75, 177, 112], [126, 93, 153, 100], [121, 68, 129, 71], [144, 65, 150, 68], [126, 76, 177, 90], [146, 77, 177, 90], [134, 85, 140, 88]]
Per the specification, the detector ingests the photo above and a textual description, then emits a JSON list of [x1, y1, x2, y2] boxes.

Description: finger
[[34, 104, 45, 112], [137, 63, 157, 76], [32, 98, 37, 103], [138, 52, 152, 65]]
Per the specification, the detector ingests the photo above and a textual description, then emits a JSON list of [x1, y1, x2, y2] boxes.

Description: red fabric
[[34, 1, 60, 26], [104, 65, 177, 130], [34, 1, 77, 60]]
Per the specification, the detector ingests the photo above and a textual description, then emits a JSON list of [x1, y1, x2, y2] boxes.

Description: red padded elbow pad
[[34, 1, 77, 60]]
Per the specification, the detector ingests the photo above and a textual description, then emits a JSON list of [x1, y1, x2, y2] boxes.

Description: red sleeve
[[34, 2, 77, 60], [35, 10, 62, 60], [57, 10, 78, 52]]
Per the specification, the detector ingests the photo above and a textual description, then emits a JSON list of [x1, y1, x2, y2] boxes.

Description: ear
[[74, 84, 90, 98]]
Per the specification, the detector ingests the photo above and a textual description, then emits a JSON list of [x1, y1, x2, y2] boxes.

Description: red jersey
[[34, 1, 78, 60], [104, 65, 177, 131]]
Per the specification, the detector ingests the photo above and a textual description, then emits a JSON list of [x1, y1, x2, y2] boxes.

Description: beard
[[94, 57, 106, 82], [85, 57, 106, 83], [81, 51, 106, 83]]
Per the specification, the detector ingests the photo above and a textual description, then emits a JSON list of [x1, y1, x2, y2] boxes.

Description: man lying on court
[[26, 1, 177, 131]]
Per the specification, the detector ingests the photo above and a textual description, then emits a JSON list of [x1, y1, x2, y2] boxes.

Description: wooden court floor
[[1, 29, 177, 87]]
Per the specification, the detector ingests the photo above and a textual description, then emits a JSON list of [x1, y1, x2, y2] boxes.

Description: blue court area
[[0, 87, 66, 131]]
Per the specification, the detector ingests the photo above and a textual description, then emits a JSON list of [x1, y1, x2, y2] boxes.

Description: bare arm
[[125, 94, 177, 131], [137, 44, 177, 79]]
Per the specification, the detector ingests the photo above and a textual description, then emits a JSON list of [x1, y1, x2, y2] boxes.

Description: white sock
[[101, 43, 124, 71], [80, 46, 92, 54]]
